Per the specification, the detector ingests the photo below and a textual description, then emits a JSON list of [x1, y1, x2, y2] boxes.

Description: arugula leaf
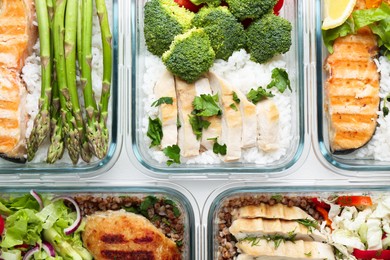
[[147, 117, 163, 148], [163, 145, 181, 166], [267, 68, 291, 93], [192, 94, 222, 117], [230, 103, 238, 111], [189, 115, 211, 140], [232, 92, 240, 104], [247, 87, 274, 104], [151, 97, 173, 107]]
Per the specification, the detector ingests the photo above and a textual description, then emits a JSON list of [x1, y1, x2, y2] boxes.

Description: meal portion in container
[[215, 192, 390, 260], [140, 0, 299, 166], [0, 191, 188, 259], [0, 0, 113, 165], [321, 0, 390, 160]]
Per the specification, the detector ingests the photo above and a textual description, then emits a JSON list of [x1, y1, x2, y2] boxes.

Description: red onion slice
[[30, 190, 43, 211], [52, 196, 81, 235], [42, 241, 56, 257], [22, 245, 39, 260]]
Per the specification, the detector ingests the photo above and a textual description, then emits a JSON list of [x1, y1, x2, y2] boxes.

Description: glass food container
[[128, 0, 310, 178]]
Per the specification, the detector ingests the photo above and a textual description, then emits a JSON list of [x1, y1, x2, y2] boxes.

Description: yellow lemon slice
[[322, 0, 356, 30]]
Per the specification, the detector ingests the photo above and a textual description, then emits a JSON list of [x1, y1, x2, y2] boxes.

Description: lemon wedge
[[322, 0, 356, 30]]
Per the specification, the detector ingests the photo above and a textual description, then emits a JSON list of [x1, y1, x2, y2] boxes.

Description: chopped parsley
[[247, 86, 274, 104], [208, 137, 227, 156], [230, 103, 238, 111], [232, 91, 240, 104], [296, 218, 318, 233], [147, 117, 163, 147], [151, 97, 173, 107], [267, 68, 291, 93], [163, 145, 181, 166], [271, 194, 283, 203], [189, 115, 211, 140], [240, 232, 297, 249], [192, 94, 222, 117], [304, 251, 312, 257], [164, 199, 181, 217]]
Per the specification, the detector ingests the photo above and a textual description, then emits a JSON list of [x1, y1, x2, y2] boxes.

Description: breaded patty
[[82, 210, 181, 260]]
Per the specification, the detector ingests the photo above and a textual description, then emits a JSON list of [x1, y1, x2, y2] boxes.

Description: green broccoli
[[225, 0, 278, 20], [246, 14, 292, 64], [144, 0, 195, 57], [190, 0, 221, 6], [193, 6, 246, 60], [162, 28, 215, 83]]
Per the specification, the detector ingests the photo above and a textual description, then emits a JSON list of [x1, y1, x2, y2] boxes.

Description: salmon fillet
[[325, 0, 379, 152], [0, 0, 37, 161]]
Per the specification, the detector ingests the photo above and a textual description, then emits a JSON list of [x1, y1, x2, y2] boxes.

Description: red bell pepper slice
[[316, 205, 332, 227], [273, 0, 284, 15], [353, 248, 390, 260], [311, 197, 331, 210], [336, 196, 373, 207], [0, 215, 4, 235]]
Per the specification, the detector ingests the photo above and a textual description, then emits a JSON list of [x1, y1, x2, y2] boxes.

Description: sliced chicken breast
[[208, 72, 242, 161], [229, 218, 326, 242], [257, 99, 280, 152], [154, 70, 177, 149], [233, 204, 314, 221], [175, 77, 200, 157], [235, 240, 335, 260], [194, 77, 222, 151]]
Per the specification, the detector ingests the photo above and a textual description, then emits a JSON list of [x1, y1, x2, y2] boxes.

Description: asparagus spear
[[96, 0, 112, 159], [27, 0, 52, 161], [81, 0, 104, 158], [54, 0, 80, 164]]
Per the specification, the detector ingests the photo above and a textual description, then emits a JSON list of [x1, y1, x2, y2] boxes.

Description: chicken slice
[[257, 99, 280, 152], [235, 240, 335, 260], [208, 72, 242, 161], [175, 77, 200, 157], [194, 77, 222, 151], [154, 70, 177, 149], [229, 218, 326, 242]]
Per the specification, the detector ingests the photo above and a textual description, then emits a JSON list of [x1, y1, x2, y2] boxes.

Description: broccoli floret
[[144, 0, 195, 57], [193, 6, 245, 60], [190, 0, 221, 6], [246, 14, 292, 64], [162, 28, 215, 83], [225, 0, 278, 20]]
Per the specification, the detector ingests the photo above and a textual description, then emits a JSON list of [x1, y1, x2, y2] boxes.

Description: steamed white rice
[[142, 50, 293, 165], [21, 1, 113, 163]]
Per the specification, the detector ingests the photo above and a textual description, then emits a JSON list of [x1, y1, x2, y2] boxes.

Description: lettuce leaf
[[322, 18, 354, 53]]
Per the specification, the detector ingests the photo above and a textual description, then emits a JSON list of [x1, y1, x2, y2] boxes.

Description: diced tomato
[[353, 249, 390, 260], [316, 206, 332, 227], [273, 0, 284, 15], [311, 197, 330, 210], [0, 215, 4, 235], [174, 0, 202, 12], [336, 196, 373, 207]]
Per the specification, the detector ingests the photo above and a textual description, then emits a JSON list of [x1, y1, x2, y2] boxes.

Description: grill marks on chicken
[[0, 0, 37, 161]]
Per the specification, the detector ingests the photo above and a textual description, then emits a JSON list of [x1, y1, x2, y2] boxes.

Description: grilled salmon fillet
[[325, 0, 379, 152], [0, 0, 37, 161], [82, 210, 181, 260]]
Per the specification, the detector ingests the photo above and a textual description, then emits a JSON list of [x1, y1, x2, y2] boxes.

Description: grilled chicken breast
[[257, 99, 280, 152], [235, 240, 335, 260], [325, 0, 379, 152], [229, 217, 326, 242], [175, 77, 200, 157], [233, 203, 314, 220], [208, 72, 242, 161], [82, 210, 181, 260], [0, 0, 37, 161], [154, 70, 178, 149], [194, 77, 222, 151]]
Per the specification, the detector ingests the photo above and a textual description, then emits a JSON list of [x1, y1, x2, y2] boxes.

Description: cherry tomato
[[336, 196, 373, 207], [0, 215, 4, 235], [174, 0, 202, 12], [353, 248, 390, 260], [273, 0, 284, 15]]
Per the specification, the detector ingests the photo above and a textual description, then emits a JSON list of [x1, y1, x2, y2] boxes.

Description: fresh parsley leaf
[[271, 194, 283, 203], [151, 97, 173, 107], [164, 199, 181, 217], [147, 117, 163, 148], [247, 87, 274, 104], [189, 115, 211, 140], [192, 94, 222, 117], [232, 91, 240, 104], [176, 240, 183, 247], [163, 145, 181, 166], [304, 252, 312, 257], [296, 218, 318, 233], [230, 103, 238, 111], [267, 68, 291, 93], [213, 142, 227, 156]]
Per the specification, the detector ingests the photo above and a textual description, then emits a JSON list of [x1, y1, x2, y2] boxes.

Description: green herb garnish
[[192, 94, 222, 117], [230, 103, 238, 111], [240, 232, 297, 250], [164, 199, 181, 217], [247, 87, 274, 104], [151, 97, 173, 107], [232, 91, 240, 104], [296, 218, 318, 233], [207, 137, 227, 156], [304, 251, 312, 257], [267, 68, 291, 93], [163, 145, 181, 166], [271, 194, 283, 203], [147, 117, 163, 147], [189, 115, 210, 140]]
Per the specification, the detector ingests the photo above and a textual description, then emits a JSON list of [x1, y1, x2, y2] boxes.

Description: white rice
[[355, 56, 390, 161], [141, 49, 293, 165], [21, 1, 113, 164]]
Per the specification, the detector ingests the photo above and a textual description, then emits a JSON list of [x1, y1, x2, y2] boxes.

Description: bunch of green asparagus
[[27, 0, 112, 164]]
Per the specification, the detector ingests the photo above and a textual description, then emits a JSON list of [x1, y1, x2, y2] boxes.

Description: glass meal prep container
[[0, 182, 198, 260], [128, 0, 309, 177], [204, 181, 390, 260], [313, 0, 390, 175], [0, 0, 121, 178]]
